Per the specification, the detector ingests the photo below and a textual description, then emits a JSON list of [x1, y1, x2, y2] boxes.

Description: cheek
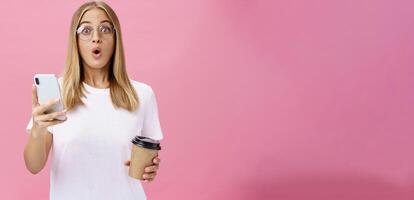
[[105, 39, 115, 54], [77, 42, 89, 59]]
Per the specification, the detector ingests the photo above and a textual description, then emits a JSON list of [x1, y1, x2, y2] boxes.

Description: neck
[[82, 63, 110, 88]]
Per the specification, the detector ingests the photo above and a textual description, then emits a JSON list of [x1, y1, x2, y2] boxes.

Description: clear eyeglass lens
[[99, 24, 113, 34], [77, 23, 114, 41]]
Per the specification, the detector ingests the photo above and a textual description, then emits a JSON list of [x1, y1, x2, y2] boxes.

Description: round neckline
[[82, 81, 110, 94]]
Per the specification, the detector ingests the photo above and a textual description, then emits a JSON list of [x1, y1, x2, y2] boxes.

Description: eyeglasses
[[76, 23, 115, 41]]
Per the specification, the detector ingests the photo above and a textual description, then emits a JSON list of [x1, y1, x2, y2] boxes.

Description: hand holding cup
[[124, 156, 160, 182]]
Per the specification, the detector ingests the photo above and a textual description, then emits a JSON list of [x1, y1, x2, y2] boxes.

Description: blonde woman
[[23, 1, 163, 199]]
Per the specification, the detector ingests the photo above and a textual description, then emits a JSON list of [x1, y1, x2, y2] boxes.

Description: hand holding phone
[[31, 74, 67, 129]]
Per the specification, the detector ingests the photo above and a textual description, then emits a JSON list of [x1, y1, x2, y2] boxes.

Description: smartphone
[[34, 74, 66, 120]]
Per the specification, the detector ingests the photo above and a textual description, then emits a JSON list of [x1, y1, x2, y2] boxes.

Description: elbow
[[23, 149, 44, 175], [27, 166, 41, 175], [24, 158, 42, 174], [24, 156, 43, 175]]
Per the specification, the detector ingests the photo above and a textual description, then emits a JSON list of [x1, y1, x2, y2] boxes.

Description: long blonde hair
[[62, 1, 139, 112]]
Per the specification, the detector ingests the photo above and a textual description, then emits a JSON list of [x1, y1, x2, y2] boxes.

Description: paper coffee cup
[[128, 136, 161, 180]]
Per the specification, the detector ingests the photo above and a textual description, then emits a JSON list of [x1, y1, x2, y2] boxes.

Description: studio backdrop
[[0, 0, 413, 199]]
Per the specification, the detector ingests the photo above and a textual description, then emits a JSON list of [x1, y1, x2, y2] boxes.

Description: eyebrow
[[79, 20, 112, 26]]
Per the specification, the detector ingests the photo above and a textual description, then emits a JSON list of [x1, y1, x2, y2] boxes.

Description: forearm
[[24, 126, 49, 174]]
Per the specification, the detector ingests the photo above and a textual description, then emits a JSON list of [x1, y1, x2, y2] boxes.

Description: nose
[[91, 30, 102, 43]]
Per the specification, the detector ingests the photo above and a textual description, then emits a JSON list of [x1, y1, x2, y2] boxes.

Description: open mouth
[[92, 47, 102, 58]]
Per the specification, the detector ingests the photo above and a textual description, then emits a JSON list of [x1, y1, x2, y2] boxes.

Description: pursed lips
[[91, 47, 102, 59]]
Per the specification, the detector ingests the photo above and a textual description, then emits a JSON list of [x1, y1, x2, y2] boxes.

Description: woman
[[23, 1, 163, 199]]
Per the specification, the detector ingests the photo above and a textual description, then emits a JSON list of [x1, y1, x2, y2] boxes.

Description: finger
[[32, 84, 39, 108], [35, 116, 66, 124], [124, 160, 130, 166], [153, 157, 160, 164], [145, 165, 158, 173], [37, 110, 67, 122], [33, 98, 58, 115], [34, 98, 60, 115], [143, 172, 156, 179], [37, 119, 66, 127], [144, 178, 154, 182]]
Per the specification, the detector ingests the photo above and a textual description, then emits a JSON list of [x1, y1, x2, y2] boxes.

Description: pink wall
[[1, 0, 413, 199]]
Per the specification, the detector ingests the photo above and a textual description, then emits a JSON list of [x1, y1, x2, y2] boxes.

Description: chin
[[86, 60, 110, 69]]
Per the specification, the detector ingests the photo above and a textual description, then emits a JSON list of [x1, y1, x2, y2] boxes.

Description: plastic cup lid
[[131, 136, 161, 150]]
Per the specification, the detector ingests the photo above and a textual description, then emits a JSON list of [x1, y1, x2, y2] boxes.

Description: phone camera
[[35, 77, 39, 85]]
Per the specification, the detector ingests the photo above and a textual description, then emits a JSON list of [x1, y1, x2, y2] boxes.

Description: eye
[[77, 26, 92, 35], [99, 25, 113, 33], [81, 27, 92, 34]]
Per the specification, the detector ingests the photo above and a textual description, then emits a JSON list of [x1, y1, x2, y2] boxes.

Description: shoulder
[[129, 79, 155, 98], [129, 80, 158, 111]]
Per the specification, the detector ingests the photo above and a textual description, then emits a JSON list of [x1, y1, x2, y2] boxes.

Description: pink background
[[0, 0, 413, 199]]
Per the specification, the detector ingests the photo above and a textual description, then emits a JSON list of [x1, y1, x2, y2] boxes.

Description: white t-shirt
[[26, 77, 164, 200]]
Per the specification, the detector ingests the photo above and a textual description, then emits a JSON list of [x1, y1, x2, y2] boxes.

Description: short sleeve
[[141, 87, 164, 140], [25, 117, 54, 134]]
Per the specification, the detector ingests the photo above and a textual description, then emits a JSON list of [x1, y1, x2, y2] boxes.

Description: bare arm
[[24, 126, 53, 174], [23, 84, 66, 174]]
